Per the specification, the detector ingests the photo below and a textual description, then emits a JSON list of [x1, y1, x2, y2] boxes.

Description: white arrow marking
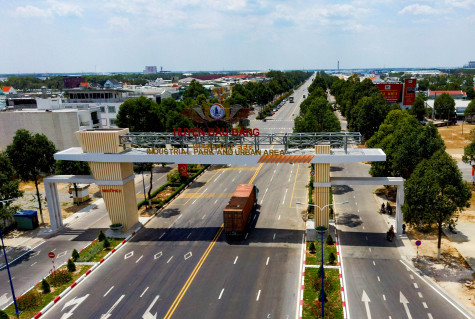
[[124, 251, 134, 260], [0, 293, 11, 306], [61, 294, 89, 319], [57, 251, 67, 258], [142, 295, 159, 319], [100, 295, 125, 319], [184, 252, 192, 260], [154, 252, 162, 260], [400, 292, 412, 319], [361, 290, 372, 319]]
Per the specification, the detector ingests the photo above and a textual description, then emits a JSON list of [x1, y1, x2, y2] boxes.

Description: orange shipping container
[[223, 184, 256, 238]]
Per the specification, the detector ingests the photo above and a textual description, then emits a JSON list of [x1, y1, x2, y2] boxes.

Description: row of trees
[[293, 74, 340, 133], [384, 72, 474, 93]]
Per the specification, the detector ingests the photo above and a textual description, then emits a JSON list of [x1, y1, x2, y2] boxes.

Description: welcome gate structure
[[45, 129, 405, 234]]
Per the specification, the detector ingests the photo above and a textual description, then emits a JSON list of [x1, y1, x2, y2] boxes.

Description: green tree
[[464, 99, 475, 122], [0, 152, 23, 229], [67, 259, 76, 272], [325, 234, 334, 246], [434, 93, 455, 120], [41, 279, 50, 294], [411, 96, 426, 121], [403, 150, 471, 259], [354, 94, 390, 140], [55, 161, 91, 205], [97, 230, 106, 242], [183, 80, 209, 99], [466, 87, 475, 100], [6, 130, 57, 225], [0, 309, 9, 319], [328, 252, 336, 264], [115, 96, 164, 132], [71, 249, 80, 261], [309, 242, 316, 253], [103, 237, 111, 249]]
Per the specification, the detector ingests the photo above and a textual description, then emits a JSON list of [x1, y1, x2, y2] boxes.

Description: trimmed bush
[[71, 249, 79, 261], [326, 234, 334, 246], [49, 269, 72, 287], [103, 238, 110, 249], [318, 264, 325, 278], [329, 252, 336, 264], [98, 230, 106, 242], [17, 290, 42, 310], [309, 242, 316, 253], [0, 310, 9, 319], [67, 259, 76, 272], [41, 279, 50, 294]]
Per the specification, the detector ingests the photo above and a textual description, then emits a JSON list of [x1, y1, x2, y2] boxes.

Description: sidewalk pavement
[[442, 222, 475, 271]]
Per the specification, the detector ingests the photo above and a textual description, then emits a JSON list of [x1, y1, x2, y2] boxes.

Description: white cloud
[[398, 4, 440, 15], [47, 1, 83, 17], [445, 0, 475, 8], [13, 5, 52, 18], [108, 16, 130, 30]]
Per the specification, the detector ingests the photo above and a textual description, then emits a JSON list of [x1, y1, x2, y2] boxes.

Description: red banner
[[178, 164, 188, 178], [376, 83, 403, 103], [403, 79, 417, 106]]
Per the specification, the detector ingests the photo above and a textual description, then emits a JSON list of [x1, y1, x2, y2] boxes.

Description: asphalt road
[[0, 167, 173, 310], [41, 75, 315, 319], [332, 160, 474, 319]]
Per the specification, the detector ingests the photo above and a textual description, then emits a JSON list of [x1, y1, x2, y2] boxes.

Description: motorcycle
[[386, 226, 395, 241]]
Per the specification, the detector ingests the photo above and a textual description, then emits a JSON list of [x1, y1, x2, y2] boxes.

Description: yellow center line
[[164, 158, 271, 318], [287, 96, 303, 120], [289, 163, 301, 208]]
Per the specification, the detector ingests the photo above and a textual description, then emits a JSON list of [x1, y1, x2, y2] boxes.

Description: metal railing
[[119, 132, 362, 153]]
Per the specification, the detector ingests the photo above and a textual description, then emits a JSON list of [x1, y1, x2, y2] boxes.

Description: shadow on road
[[330, 166, 344, 172], [332, 185, 354, 195], [338, 230, 403, 247], [336, 213, 362, 228]]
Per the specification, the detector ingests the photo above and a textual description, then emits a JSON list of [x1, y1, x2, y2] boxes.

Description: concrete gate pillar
[[75, 129, 138, 230], [44, 180, 62, 230], [314, 145, 331, 228], [396, 185, 405, 234]]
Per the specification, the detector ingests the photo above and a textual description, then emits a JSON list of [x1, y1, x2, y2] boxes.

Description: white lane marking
[[124, 251, 134, 260], [234, 256, 238, 264], [282, 188, 288, 204], [428, 314, 433, 319], [254, 215, 257, 220], [369, 248, 372, 252], [51, 248, 56, 252], [365, 236, 368, 240], [362, 226, 365, 230], [355, 202, 357, 206], [140, 287, 149, 298], [256, 290, 261, 301], [104, 286, 114, 297], [400, 259, 472, 319], [159, 233, 166, 239], [273, 233, 276, 240], [143, 295, 159, 319], [135, 255, 143, 263], [418, 292, 423, 298], [192, 199, 197, 205], [377, 276, 380, 282], [245, 233, 249, 239], [218, 288, 224, 300], [423, 302, 428, 308], [410, 275, 414, 279], [223, 188, 227, 192], [184, 252, 192, 260], [383, 294, 386, 301], [373, 261, 376, 266], [154, 252, 162, 260], [278, 215, 281, 220], [414, 283, 418, 288], [204, 188, 208, 192], [260, 187, 269, 204], [176, 215, 182, 220], [167, 256, 173, 263], [353, 195, 355, 198], [214, 199, 218, 204], [232, 177, 236, 182], [266, 257, 270, 265], [31, 262, 37, 267], [186, 232, 192, 239], [202, 215, 206, 220], [357, 209, 360, 213], [101, 294, 125, 318]]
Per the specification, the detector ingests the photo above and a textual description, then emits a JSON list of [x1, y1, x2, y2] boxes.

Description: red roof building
[[428, 90, 466, 99]]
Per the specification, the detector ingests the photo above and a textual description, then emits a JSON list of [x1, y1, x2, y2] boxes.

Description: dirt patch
[[438, 124, 475, 161], [406, 226, 475, 313], [152, 187, 177, 201]]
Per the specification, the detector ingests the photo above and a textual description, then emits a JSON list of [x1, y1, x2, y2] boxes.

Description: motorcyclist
[[381, 203, 385, 213], [388, 225, 394, 234]]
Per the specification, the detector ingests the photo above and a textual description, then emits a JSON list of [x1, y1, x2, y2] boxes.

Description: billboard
[[403, 79, 417, 106], [376, 83, 403, 103], [178, 164, 189, 178]]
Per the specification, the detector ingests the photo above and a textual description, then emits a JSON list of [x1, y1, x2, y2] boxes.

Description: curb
[[31, 231, 138, 319], [299, 232, 306, 319], [334, 227, 348, 319], [30, 166, 211, 319]]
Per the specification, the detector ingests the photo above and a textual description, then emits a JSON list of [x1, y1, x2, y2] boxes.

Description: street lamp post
[[297, 201, 348, 318], [0, 227, 21, 317]]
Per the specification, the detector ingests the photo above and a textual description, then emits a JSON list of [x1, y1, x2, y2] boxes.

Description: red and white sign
[[102, 189, 122, 193], [403, 79, 417, 106], [178, 164, 189, 178], [376, 83, 403, 103], [48, 252, 55, 259]]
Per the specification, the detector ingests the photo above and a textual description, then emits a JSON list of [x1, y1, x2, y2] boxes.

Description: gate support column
[[314, 145, 331, 229], [396, 185, 405, 234], [44, 180, 62, 230]]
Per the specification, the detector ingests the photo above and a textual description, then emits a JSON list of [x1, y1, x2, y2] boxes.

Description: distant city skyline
[[1, 0, 474, 74]]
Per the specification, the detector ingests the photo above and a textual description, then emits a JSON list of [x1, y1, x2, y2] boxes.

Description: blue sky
[[1, 0, 474, 73]]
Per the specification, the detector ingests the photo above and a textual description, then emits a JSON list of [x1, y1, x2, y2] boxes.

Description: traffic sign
[[310, 171, 315, 176], [48, 252, 55, 259], [415, 240, 421, 246]]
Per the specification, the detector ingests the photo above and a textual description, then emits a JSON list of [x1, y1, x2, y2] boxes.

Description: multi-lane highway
[[40, 76, 314, 318]]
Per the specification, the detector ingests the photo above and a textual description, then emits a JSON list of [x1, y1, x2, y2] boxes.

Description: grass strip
[[303, 268, 343, 319]]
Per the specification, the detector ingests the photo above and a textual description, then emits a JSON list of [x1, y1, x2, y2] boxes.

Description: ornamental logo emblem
[[209, 103, 226, 120]]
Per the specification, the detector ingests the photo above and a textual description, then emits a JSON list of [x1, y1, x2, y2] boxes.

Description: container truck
[[223, 184, 258, 239]]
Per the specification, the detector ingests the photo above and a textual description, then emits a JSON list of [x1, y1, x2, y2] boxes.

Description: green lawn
[[4, 265, 90, 319], [303, 268, 343, 319], [306, 241, 337, 266], [77, 239, 123, 262]]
